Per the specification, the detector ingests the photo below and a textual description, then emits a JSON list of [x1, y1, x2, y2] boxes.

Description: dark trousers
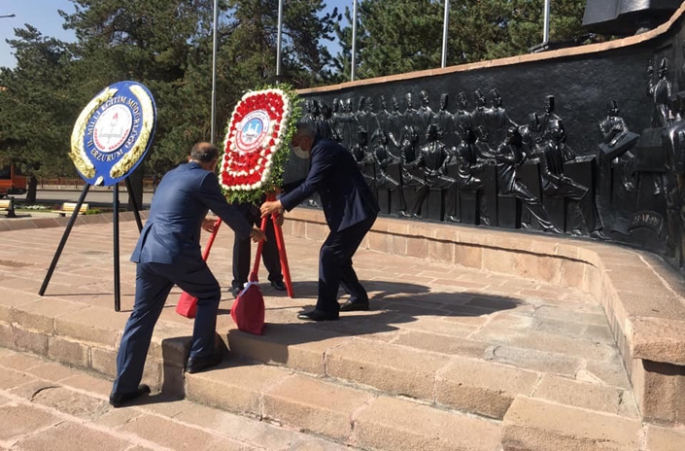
[[112, 260, 221, 394], [317, 216, 376, 313], [232, 215, 282, 288]]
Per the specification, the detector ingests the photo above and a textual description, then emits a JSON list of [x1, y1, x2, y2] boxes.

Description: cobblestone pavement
[[0, 348, 352, 451]]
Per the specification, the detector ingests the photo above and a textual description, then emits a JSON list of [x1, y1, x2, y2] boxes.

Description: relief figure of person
[[435, 93, 457, 149], [485, 88, 517, 146], [416, 90, 434, 140], [454, 92, 473, 132], [492, 127, 562, 233], [315, 101, 333, 139], [406, 124, 456, 218], [472, 89, 488, 132], [444, 126, 491, 224], [351, 128, 375, 189], [599, 100, 638, 192], [388, 97, 404, 139], [330, 98, 343, 143], [377, 96, 391, 137], [541, 120, 606, 237], [648, 57, 673, 128], [389, 125, 425, 217], [403, 92, 420, 136], [372, 130, 401, 191]]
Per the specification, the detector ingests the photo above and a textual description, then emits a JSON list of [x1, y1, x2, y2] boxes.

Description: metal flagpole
[[441, 0, 450, 68], [113, 184, 121, 312], [351, 0, 358, 81], [543, 0, 551, 44], [276, 0, 284, 81], [211, 0, 219, 144]]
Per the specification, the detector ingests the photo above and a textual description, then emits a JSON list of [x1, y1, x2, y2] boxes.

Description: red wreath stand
[[175, 194, 294, 328]]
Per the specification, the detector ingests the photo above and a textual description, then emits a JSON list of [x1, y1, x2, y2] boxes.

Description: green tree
[[0, 26, 78, 202], [61, 0, 220, 174], [332, 0, 591, 80], [332, 0, 443, 80], [223, 0, 340, 88]]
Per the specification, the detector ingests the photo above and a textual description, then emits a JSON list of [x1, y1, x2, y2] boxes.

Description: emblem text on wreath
[[236, 110, 270, 153], [86, 95, 142, 163]]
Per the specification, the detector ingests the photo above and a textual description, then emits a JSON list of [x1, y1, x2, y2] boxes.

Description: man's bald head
[[190, 142, 219, 162], [189, 142, 220, 171]]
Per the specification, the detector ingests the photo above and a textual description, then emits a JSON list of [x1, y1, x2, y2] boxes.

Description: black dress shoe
[[297, 309, 339, 321], [339, 300, 370, 312], [109, 384, 151, 408], [231, 286, 242, 298], [270, 279, 287, 291], [186, 352, 223, 374]]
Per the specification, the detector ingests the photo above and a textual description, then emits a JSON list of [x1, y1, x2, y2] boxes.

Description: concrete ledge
[[283, 208, 685, 426]]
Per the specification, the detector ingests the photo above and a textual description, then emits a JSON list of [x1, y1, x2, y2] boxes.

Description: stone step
[[6, 346, 685, 451], [502, 396, 644, 451], [0, 348, 358, 451], [0, 282, 639, 429], [223, 323, 636, 422], [184, 358, 503, 451]]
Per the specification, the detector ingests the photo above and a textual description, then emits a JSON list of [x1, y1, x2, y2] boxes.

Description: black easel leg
[[113, 183, 121, 312], [125, 177, 143, 233], [39, 184, 90, 296]]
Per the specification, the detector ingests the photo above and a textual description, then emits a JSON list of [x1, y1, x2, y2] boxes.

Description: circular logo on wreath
[[69, 81, 157, 187], [236, 110, 271, 153], [93, 104, 133, 153]]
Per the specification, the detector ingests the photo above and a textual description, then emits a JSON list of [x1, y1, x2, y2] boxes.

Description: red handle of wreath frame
[[268, 194, 294, 298], [202, 218, 222, 260]]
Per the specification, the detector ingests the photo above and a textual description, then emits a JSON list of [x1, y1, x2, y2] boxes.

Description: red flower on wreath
[[219, 88, 297, 200]]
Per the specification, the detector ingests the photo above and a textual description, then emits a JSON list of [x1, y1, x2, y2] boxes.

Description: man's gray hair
[[295, 121, 317, 138], [190, 142, 219, 163]]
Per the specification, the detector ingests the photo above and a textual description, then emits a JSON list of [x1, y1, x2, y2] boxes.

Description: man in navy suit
[[261, 124, 380, 321], [109, 142, 266, 407], [230, 199, 286, 298]]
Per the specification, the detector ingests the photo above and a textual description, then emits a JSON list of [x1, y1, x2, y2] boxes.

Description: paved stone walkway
[[3, 218, 682, 449], [0, 348, 350, 451]]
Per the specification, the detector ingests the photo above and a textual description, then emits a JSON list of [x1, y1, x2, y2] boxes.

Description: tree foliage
[[333, 0, 591, 80], [0, 26, 78, 201]]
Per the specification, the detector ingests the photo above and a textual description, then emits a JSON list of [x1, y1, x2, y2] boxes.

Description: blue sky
[[0, 0, 351, 69]]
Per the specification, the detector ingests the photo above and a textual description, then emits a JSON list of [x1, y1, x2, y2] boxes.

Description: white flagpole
[[351, 0, 358, 81], [441, 0, 450, 68], [543, 0, 551, 44], [276, 0, 284, 81], [211, 0, 219, 144]]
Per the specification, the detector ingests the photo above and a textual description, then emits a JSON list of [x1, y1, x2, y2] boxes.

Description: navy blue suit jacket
[[131, 162, 252, 265], [280, 138, 380, 231]]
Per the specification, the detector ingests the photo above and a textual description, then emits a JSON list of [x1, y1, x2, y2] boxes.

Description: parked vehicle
[[0, 164, 27, 197]]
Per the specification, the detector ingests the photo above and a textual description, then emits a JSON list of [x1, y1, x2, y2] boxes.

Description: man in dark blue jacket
[[110, 142, 266, 408], [230, 199, 286, 298], [261, 124, 380, 321]]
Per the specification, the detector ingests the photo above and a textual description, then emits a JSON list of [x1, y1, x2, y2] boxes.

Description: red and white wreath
[[219, 87, 298, 203]]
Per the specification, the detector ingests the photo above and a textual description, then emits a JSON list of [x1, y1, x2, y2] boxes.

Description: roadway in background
[[11, 188, 154, 209]]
